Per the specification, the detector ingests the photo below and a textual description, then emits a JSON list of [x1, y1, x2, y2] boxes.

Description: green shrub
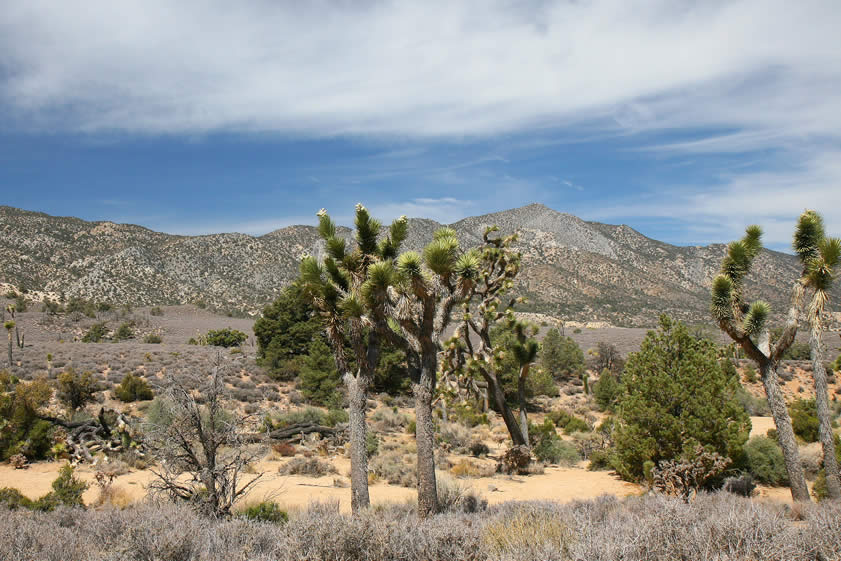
[[611, 316, 750, 482], [789, 399, 819, 442], [593, 369, 621, 411], [56, 368, 99, 411], [547, 409, 590, 433], [149, 307, 164, 316], [366, 432, 379, 457], [450, 403, 489, 427], [33, 464, 88, 511], [744, 436, 788, 486], [81, 322, 108, 343], [587, 449, 613, 471], [143, 334, 162, 344], [0, 487, 33, 510], [540, 329, 584, 380], [526, 368, 558, 397], [114, 373, 154, 402], [406, 419, 416, 435], [743, 364, 758, 383], [113, 322, 135, 342], [530, 419, 580, 466], [241, 501, 288, 524], [562, 416, 591, 435], [204, 328, 247, 348]]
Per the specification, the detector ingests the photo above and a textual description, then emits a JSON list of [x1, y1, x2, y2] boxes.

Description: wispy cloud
[[1, 1, 837, 143]]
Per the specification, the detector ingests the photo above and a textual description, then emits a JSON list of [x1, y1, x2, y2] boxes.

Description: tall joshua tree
[[4, 320, 14, 367], [796, 210, 841, 500], [441, 227, 538, 446], [363, 227, 478, 517], [711, 222, 810, 502], [299, 204, 407, 514]]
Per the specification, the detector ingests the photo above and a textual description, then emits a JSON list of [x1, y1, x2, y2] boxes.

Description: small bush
[[271, 442, 296, 457], [149, 307, 164, 316], [366, 432, 379, 457], [744, 436, 788, 486], [370, 451, 416, 487], [534, 436, 580, 466], [113, 322, 135, 342], [587, 449, 613, 471], [470, 441, 490, 457], [0, 487, 33, 510], [143, 334, 163, 344], [114, 373, 154, 402], [278, 457, 337, 477], [204, 328, 248, 348], [32, 464, 88, 511], [723, 475, 757, 497], [82, 323, 109, 343], [438, 422, 472, 453], [789, 399, 819, 442], [241, 501, 288, 524]]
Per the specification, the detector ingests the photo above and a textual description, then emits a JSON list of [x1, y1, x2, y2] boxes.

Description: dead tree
[[145, 359, 263, 517]]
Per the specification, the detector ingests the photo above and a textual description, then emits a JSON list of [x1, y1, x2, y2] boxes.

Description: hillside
[[1, 203, 834, 326]]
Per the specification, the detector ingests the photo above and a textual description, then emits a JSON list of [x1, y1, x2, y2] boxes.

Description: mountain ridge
[[0, 203, 830, 326]]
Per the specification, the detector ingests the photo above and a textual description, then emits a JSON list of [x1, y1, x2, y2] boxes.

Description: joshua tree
[[363, 227, 478, 517], [440, 227, 538, 446], [299, 204, 407, 514], [796, 211, 841, 500], [4, 320, 14, 367], [710, 221, 812, 502]]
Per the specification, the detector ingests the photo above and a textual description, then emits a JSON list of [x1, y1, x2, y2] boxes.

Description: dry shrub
[[499, 445, 531, 475], [450, 459, 495, 478], [437, 422, 472, 453], [371, 408, 409, 432], [93, 484, 134, 509], [272, 442, 297, 457], [278, 457, 337, 477], [370, 450, 416, 487], [483, 504, 573, 559]]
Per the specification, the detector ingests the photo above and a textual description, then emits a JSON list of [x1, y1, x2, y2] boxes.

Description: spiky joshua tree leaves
[[362, 226, 478, 517], [711, 217, 818, 502], [795, 211, 841, 500], [440, 227, 539, 446], [299, 204, 408, 515]]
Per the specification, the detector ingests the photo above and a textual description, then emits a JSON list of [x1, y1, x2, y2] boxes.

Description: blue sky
[[1, 1, 840, 250]]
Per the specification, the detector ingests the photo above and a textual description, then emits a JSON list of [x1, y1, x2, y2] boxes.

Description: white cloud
[[591, 148, 841, 248], [369, 197, 478, 225], [0, 0, 838, 142]]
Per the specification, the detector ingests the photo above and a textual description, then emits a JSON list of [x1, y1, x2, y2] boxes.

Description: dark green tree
[[254, 283, 325, 379], [298, 339, 342, 406], [612, 316, 750, 482], [204, 328, 247, 348], [114, 373, 154, 402], [540, 328, 584, 381], [56, 368, 99, 412], [593, 368, 621, 411]]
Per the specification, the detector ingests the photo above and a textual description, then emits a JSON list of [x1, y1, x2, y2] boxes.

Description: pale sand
[[0, 456, 640, 514], [0, 415, 795, 514]]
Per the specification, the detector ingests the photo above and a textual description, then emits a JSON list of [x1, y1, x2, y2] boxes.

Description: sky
[[1, 1, 839, 250]]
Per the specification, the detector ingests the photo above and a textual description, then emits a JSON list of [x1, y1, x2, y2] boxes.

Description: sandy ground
[[0, 415, 795, 514]]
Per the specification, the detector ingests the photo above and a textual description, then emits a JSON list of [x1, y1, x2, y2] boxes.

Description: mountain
[[0, 203, 830, 326]]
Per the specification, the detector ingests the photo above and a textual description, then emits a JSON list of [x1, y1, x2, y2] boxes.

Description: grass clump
[[240, 501, 288, 524], [278, 457, 337, 477]]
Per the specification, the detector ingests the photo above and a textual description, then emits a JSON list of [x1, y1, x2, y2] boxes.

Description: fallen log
[[242, 423, 343, 443]]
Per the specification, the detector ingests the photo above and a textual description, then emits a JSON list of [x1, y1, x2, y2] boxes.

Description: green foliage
[[113, 322, 135, 341], [81, 322, 108, 343], [254, 283, 326, 378], [593, 369, 621, 411], [547, 409, 591, 434], [540, 329, 584, 380], [298, 339, 342, 406], [526, 367, 558, 397], [149, 306, 164, 316], [32, 464, 88, 511], [114, 373, 154, 402], [530, 419, 580, 465], [0, 487, 34, 510], [744, 436, 788, 485], [241, 501, 288, 524], [743, 364, 758, 383], [66, 297, 98, 318], [611, 316, 751, 482], [788, 399, 819, 442], [0, 372, 55, 461], [267, 407, 347, 430], [143, 333, 162, 344], [56, 368, 99, 411], [366, 432, 379, 457], [204, 328, 247, 348]]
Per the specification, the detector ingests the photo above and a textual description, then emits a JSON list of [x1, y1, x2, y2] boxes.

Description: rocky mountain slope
[[1, 203, 834, 326]]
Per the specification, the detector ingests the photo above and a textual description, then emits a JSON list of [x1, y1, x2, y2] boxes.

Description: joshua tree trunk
[[810, 331, 841, 500], [485, 372, 527, 446], [760, 360, 811, 502], [345, 371, 371, 513], [413, 352, 439, 518], [517, 365, 530, 444], [6, 332, 11, 367]]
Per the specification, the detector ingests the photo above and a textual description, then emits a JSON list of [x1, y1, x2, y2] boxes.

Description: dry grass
[[0, 492, 838, 560]]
